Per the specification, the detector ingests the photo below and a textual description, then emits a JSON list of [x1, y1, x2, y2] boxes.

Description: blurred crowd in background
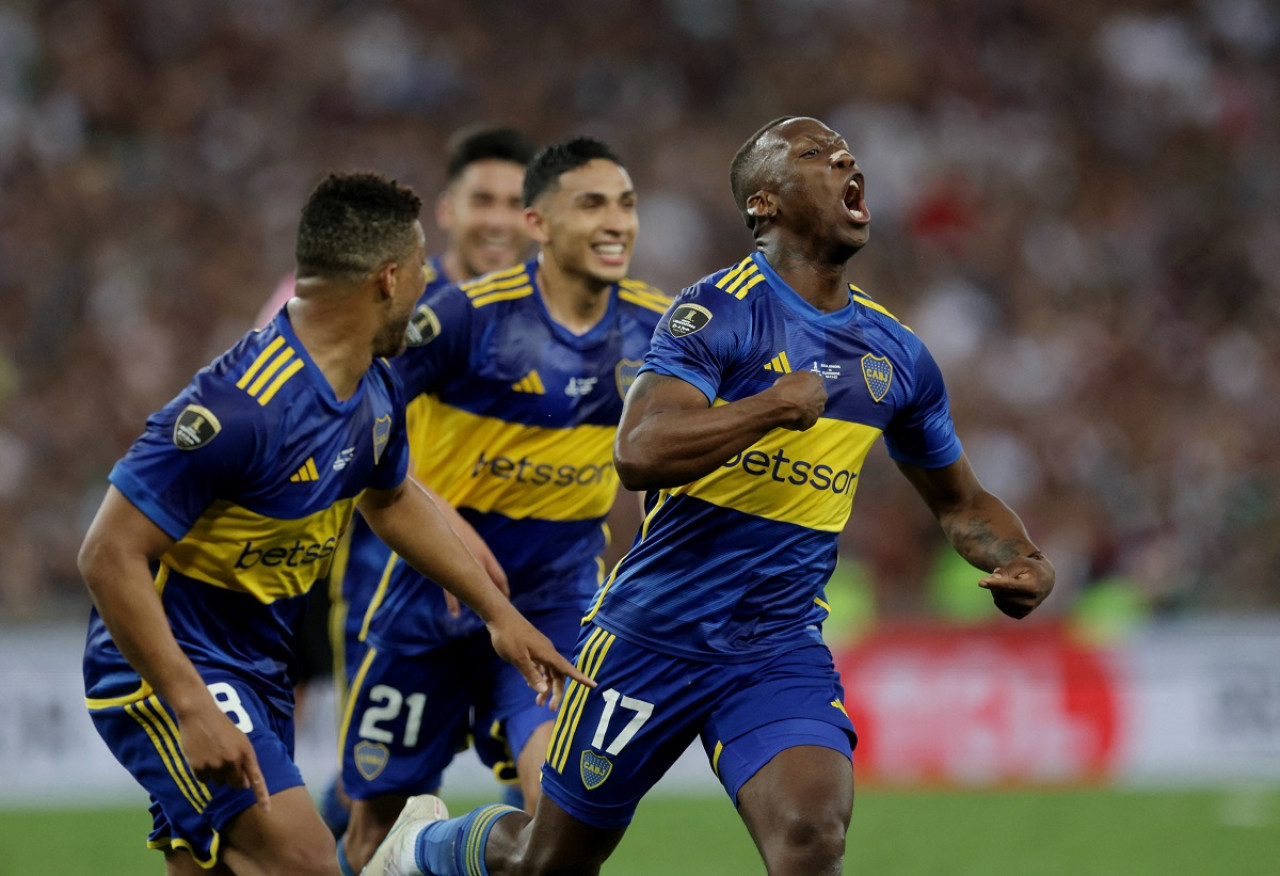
[[1, 0, 1277, 629]]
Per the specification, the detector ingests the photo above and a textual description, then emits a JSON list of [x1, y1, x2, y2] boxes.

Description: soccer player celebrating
[[341, 137, 668, 874], [364, 116, 1055, 876], [79, 171, 588, 876]]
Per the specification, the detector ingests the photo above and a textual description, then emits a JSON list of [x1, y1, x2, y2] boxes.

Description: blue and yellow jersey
[[83, 308, 410, 708], [363, 258, 668, 653], [584, 252, 963, 661]]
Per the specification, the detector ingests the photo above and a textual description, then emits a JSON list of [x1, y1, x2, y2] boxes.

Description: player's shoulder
[[457, 262, 537, 311], [847, 283, 917, 339], [615, 277, 671, 318]]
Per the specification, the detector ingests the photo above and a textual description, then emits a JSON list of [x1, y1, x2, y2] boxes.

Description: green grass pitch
[[0, 787, 1276, 874]]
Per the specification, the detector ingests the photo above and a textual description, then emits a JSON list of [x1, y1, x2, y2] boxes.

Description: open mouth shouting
[[843, 174, 870, 225]]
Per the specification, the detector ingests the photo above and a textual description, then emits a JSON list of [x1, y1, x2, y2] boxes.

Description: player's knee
[[266, 839, 344, 876], [761, 806, 847, 872]]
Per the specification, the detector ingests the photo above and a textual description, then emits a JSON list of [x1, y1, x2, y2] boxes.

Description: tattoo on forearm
[[954, 517, 1025, 569]]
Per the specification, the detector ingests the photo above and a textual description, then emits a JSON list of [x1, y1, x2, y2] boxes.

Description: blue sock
[[415, 804, 520, 876], [320, 777, 351, 837], [336, 837, 357, 876]]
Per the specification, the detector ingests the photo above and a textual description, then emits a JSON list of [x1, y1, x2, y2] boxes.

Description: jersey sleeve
[[107, 375, 265, 540], [882, 341, 964, 469], [639, 283, 747, 404], [393, 283, 474, 400], [367, 363, 411, 491]]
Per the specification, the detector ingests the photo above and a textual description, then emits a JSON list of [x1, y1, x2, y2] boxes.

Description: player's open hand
[[767, 370, 827, 431], [487, 611, 594, 711], [177, 701, 271, 810], [979, 552, 1055, 619]]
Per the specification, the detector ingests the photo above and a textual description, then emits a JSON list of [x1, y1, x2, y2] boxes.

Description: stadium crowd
[[1, 0, 1277, 623]]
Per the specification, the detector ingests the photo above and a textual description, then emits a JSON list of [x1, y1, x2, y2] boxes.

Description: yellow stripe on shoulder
[[618, 288, 670, 314], [463, 265, 530, 297], [714, 257, 755, 291], [852, 290, 913, 332], [236, 336, 287, 390], [471, 284, 533, 309]]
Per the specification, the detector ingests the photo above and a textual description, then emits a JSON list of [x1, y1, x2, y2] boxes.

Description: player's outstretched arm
[[411, 477, 508, 617], [358, 482, 593, 708], [614, 370, 827, 491], [78, 487, 271, 808], [895, 454, 1054, 618]]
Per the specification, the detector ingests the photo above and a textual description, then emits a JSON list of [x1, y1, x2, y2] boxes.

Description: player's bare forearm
[[896, 455, 1054, 617], [359, 480, 510, 622], [78, 488, 216, 715], [614, 371, 826, 491]]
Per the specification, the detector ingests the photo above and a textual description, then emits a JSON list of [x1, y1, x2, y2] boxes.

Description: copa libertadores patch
[[668, 303, 713, 337], [405, 304, 441, 346], [173, 405, 222, 450]]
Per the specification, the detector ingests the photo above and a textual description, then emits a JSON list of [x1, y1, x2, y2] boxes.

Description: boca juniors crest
[[372, 414, 392, 464], [615, 359, 643, 400], [354, 740, 390, 780], [861, 354, 892, 402], [580, 750, 612, 790]]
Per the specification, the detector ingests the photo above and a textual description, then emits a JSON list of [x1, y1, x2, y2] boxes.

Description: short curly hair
[[295, 171, 422, 280], [729, 116, 795, 231]]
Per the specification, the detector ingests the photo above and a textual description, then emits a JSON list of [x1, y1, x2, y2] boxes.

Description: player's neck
[[285, 294, 374, 401], [759, 244, 850, 314], [535, 259, 612, 335]]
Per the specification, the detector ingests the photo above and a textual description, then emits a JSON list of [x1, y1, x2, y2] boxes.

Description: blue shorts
[[540, 624, 856, 830], [87, 676, 303, 867], [339, 605, 580, 800]]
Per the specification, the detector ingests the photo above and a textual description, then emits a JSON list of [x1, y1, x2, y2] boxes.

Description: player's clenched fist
[[766, 369, 827, 431]]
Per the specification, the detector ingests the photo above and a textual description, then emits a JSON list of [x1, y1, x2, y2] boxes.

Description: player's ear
[[745, 192, 775, 220], [373, 261, 397, 301], [524, 206, 551, 246]]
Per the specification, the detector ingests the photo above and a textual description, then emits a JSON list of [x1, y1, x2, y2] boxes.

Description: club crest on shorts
[[173, 405, 221, 450], [405, 304, 441, 347], [615, 359, 643, 399], [580, 750, 612, 790], [667, 303, 712, 338], [372, 415, 392, 464], [354, 740, 390, 780], [861, 354, 893, 402]]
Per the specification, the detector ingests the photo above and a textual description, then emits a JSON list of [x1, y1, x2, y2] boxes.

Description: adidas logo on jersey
[[289, 458, 320, 483], [763, 352, 792, 373], [513, 371, 545, 394]]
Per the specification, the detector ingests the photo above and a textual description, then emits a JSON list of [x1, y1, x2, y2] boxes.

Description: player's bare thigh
[[171, 786, 340, 876]]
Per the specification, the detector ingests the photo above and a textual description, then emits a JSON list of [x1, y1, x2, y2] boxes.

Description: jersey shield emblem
[[615, 359, 642, 399], [372, 415, 392, 464], [354, 740, 390, 780], [668, 303, 712, 337], [580, 750, 612, 790], [861, 354, 892, 402], [405, 304, 441, 347], [173, 405, 221, 450]]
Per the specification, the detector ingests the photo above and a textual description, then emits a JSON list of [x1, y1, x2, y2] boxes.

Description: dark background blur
[[1, 0, 1277, 625]]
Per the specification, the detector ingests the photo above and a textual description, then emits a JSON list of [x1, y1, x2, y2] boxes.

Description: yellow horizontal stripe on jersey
[[162, 496, 360, 602], [714, 258, 754, 291], [471, 285, 533, 309], [462, 265, 528, 295], [246, 348, 295, 397], [256, 357, 305, 406], [618, 288, 670, 314], [723, 265, 760, 297], [853, 293, 912, 331], [405, 397, 618, 521], [236, 336, 286, 390], [734, 273, 766, 300], [672, 405, 881, 532]]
